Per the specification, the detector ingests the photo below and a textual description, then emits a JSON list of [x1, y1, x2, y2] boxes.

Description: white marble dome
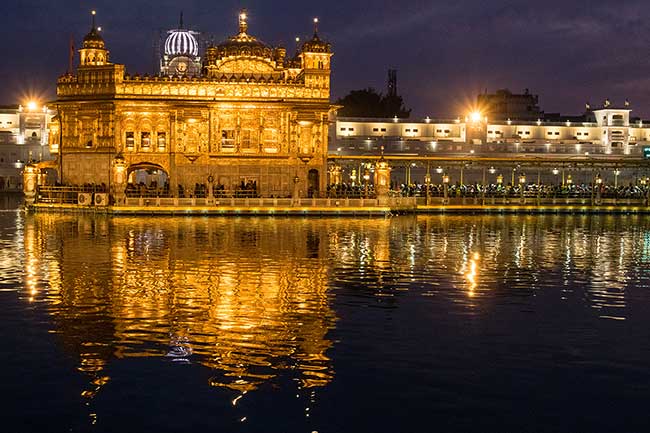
[[164, 30, 198, 57]]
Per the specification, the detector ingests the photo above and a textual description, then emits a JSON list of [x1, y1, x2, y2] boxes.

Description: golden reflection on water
[[21, 213, 650, 402], [23, 215, 338, 401]]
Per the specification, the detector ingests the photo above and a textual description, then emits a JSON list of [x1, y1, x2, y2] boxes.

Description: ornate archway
[[126, 162, 170, 197]]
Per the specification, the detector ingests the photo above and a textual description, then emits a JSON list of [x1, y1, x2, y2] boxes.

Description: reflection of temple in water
[[22, 213, 648, 406], [23, 215, 336, 401]]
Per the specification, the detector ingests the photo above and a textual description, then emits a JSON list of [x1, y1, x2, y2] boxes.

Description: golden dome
[[214, 10, 274, 61], [82, 11, 105, 49], [302, 33, 330, 53]]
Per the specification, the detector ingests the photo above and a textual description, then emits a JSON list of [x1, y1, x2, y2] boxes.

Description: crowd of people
[[389, 182, 650, 199], [38, 180, 650, 202]]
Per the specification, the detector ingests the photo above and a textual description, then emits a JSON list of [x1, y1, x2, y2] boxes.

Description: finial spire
[[313, 17, 319, 35], [239, 9, 248, 34], [91, 10, 96, 30], [179, 11, 184, 29]]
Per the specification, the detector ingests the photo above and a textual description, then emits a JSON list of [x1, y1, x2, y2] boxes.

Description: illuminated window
[[125, 132, 135, 148], [262, 129, 278, 152], [157, 132, 166, 149], [241, 129, 256, 150], [141, 132, 151, 147], [221, 129, 235, 148]]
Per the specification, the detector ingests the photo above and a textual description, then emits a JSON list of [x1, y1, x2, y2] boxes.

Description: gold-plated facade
[[50, 11, 334, 198]]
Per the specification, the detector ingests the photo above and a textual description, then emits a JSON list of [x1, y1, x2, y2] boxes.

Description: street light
[[442, 173, 450, 204], [424, 170, 431, 206], [614, 168, 620, 189], [488, 166, 496, 175], [595, 173, 602, 204], [435, 166, 443, 174], [519, 173, 526, 203], [567, 174, 573, 185], [363, 169, 370, 198]]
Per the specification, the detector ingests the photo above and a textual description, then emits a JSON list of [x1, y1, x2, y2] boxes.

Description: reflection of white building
[[332, 100, 648, 157], [0, 104, 55, 190]]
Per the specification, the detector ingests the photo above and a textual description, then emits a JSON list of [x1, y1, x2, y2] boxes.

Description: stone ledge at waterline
[[24, 198, 650, 216]]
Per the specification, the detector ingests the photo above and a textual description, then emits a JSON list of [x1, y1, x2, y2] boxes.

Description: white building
[[0, 103, 55, 190], [332, 100, 648, 157]]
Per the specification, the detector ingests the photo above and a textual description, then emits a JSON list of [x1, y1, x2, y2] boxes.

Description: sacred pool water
[[2, 207, 650, 432]]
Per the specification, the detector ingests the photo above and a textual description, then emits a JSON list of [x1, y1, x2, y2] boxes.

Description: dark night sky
[[3, 0, 650, 118]]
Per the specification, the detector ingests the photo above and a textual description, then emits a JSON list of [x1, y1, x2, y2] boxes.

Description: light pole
[[442, 173, 450, 204], [614, 168, 620, 189], [595, 173, 602, 205], [519, 173, 526, 204], [363, 169, 370, 199], [424, 166, 431, 206]]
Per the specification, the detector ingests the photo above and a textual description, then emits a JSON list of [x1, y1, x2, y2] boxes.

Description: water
[[2, 210, 650, 432]]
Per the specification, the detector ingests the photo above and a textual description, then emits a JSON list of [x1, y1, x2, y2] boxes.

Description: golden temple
[[48, 10, 334, 200]]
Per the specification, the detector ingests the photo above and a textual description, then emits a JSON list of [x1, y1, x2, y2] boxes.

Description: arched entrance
[[126, 163, 169, 197], [308, 169, 319, 198]]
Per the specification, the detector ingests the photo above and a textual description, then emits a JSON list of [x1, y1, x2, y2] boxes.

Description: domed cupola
[[301, 19, 331, 54], [164, 13, 199, 57], [79, 10, 109, 66], [215, 10, 274, 61], [160, 13, 202, 78]]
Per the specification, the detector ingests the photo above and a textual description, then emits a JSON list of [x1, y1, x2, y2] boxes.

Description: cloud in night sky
[[3, 0, 650, 117]]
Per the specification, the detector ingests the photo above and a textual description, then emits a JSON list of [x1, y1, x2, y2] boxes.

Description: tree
[[335, 88, 411, 118]]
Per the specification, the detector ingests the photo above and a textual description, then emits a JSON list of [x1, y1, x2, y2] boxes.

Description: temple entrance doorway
[[126, 163, 169, 197], [308, 169, 319, 197]]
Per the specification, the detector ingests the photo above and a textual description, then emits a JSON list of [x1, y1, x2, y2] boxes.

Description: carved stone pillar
[[375, 158, 391, 203], [23, 163, 38, 206], [112, 154, 127, 205]]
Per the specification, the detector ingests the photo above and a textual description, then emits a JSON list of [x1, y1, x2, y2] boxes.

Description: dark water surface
[[2, 211, 650, 432]]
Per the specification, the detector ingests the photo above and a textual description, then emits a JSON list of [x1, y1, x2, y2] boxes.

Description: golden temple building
[[49, 10, 333, 199]]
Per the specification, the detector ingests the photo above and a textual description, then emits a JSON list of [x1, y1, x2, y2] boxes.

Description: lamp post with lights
[[363, 169, 370, 199], [442, 173, 450, 204], [594, 173, 602, 205], [424, 165, 431, 206], [519, 173, 526, 204]]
